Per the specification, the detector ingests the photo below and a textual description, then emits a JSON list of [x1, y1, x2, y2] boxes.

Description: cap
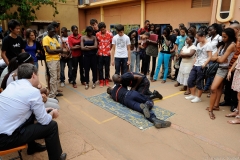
[[229, 20, 239, 24]]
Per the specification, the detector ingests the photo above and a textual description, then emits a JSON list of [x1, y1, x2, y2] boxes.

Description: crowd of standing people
[[0, 17, 240, 159]]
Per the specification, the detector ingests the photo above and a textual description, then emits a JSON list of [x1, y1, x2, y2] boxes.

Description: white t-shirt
[[207, 34, 222, 55], [194, 42, 212, 66], [112, 34, 130, 58], [181, 45, 197, 63]]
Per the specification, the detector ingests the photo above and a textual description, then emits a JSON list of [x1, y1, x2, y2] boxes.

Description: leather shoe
[[151, 117, 171, 129], [27, 143, 47, 155], [59, 153, 67, 160], [230, 105, 237, 112], [153, 90, 163, 100], [219, 101, 231, 106]]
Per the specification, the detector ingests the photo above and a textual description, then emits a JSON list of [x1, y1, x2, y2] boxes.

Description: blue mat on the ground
[[86, 93, 175, 130]]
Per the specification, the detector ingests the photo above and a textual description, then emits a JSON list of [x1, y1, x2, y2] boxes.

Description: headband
[[23, 55, 32, 63]]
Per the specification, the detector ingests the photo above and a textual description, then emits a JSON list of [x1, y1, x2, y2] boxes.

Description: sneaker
[[191, 97, 202, 103], [99, 80, 104, 88], [185, 95, 196, 100], [105, 79, 110, 87], [60, 82, 65, 87]]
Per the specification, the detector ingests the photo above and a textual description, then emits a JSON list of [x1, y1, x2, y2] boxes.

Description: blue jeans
[[130, 51, 140, 73], [60, 58, 73, 83], [34, 61, 38, 69], [154, 52, 171, 81], [115, 57, 128, 75]]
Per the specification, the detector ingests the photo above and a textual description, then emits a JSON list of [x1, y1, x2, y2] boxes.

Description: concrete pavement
[[1, 64, 240, 160]]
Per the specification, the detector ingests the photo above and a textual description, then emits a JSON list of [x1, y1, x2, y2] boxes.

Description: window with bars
[[191, 0, 211, 8]]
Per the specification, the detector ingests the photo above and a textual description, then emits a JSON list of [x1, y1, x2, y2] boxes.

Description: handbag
[[60, 37, 70, 59], [205, 61, 219, 77]]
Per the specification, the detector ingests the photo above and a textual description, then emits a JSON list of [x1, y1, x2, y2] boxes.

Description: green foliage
[[0, 0, 66, 26], [81, 29, 86, 36]]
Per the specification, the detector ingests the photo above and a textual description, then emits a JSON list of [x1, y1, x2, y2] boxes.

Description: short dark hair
[[90, 19, 98, 25], [47, 24, 55, 31], [144, 20, 150, 24], [85, 26, 93, 33], [8, 19, 20, 31], [190, 25, 197, 29], [179, 23, 185, 27], [61, 27, 67, 32], [115, 24, 124, 32], [188, 35, 195, 43], [180, 27, 188, 34], [71, 25, 78, 31], [197, 30, 206, 37], [18, 63, 38, 80], [51, 21, 59, 28], [98, 22, 106, 30], [166, 25, 173, 32]]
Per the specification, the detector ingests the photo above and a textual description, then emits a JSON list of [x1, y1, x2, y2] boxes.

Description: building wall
[[146, 0, 212, 28], [232, 0, 240, 22], [34, 0, 79, 30]]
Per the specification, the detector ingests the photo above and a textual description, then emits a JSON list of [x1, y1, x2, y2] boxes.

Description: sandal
[[209, 111, 215, 120], [85, 84, 89, 90], [161, 80, 166, 83], [184, 91, 191, 95], [92, 83, 96, 89], [206, 106, 220, 111], [179, 86, 187, 91], [227, 116, 240, 124], [207, 93, 211, 98], [73, 84, 77, 88], [225, 110, 239, 117], [151, 80, 157, 82], [174, 83, 180, 87], [57, 89, 63, 92]]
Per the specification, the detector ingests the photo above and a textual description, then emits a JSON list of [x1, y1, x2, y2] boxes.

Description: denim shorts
[[216, 68, 228, 78]]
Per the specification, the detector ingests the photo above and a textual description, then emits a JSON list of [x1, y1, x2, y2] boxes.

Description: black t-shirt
[[121, 72, 145, 88], [1, 35, 24, 61], [111, 84, 128, 104]]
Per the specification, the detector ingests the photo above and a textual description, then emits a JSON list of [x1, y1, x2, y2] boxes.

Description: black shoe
[[56, 93, 63, 97], [27, 143, 47, 155], [230, 105, 237, 112], [151, 117, 171, 129], [219, 101, 231, 106], [59, 153, 67, 160], [153, 90, 163, 100], [140, 103, 150, 118]]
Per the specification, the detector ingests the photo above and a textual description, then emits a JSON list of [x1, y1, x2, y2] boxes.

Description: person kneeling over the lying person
[[112, 72, 163, 100], [0, 63, 66, 160], [107, 84, 171, 128]]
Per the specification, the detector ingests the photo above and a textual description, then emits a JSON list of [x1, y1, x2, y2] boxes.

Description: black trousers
[[136, 77, 152, 96], [223, 72, 238, 106], [0, 115, 62, 160], [72, 56, 85, 84], [174, 57, 182, 79], [84, 54, 97, 84], [144, 55, 156, 77], [98, 56, 110, 80]]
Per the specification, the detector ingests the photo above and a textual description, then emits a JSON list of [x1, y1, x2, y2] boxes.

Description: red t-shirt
[[68, 34, 81, 57], [137, 27, 149, 35], [96, 31, 113, 56]]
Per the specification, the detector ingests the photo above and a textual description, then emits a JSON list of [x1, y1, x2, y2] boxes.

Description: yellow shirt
[[42, 35, 60, 62]]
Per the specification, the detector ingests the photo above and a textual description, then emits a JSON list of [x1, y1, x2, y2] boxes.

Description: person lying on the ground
[[107, 84, 171, 128], [112, 72, 163, 100], [0, 63, 66, 160]]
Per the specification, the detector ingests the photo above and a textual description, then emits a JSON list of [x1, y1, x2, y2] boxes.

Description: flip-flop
[[227, 119, 240, 124], [225, 112, 239, 117], [151, 80, 157, 82], [206, 107, 220, 111], [161, 80, 166, 83], [180, 87, 187, 91]]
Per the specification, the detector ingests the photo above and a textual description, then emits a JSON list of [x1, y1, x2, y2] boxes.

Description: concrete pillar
[[141, 0, 145, 28], [100, 6, 104, 22], [210, 0, 218, 24]]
